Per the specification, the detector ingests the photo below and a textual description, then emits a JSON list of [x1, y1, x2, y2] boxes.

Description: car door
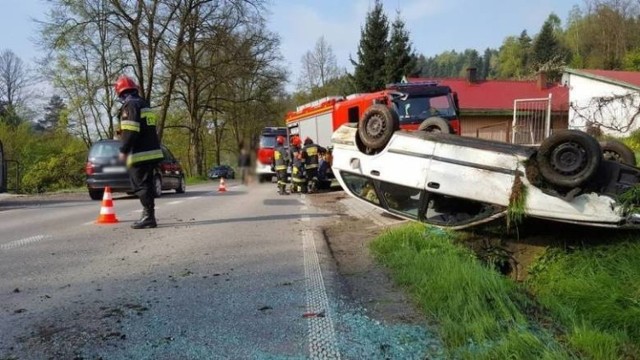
[[359, 132, 436, 191], [425, 135, 521, 208]]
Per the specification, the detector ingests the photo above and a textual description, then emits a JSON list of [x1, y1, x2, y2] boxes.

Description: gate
[[511, 94, 552, 145]]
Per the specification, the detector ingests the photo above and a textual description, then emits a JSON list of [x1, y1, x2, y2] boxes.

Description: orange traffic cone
[[218, 178, 227, 192], [96, 186, 119, 224]]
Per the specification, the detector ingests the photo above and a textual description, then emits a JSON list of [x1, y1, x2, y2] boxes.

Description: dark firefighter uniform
[[118, 89, 164, 228], [301, 138, 325, 193], [272, 139, 289, 195], [290, 138, 306, 193]]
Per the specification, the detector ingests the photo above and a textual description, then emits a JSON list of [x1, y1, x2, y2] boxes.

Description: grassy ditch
[[370, 223, 640, 359]]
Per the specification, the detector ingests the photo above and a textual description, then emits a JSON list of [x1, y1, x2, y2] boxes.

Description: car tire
[[357, 104, 400, 153], [537, 130, 602, 188], [153, 175, 163, 198], [175, 176, 186, 193], [600, 140, 636, 166], [418, 117, 452, 133], [89, 189, 104, 201]]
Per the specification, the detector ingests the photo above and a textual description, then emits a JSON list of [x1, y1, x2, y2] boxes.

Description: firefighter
[[289, 135, 306, 193], [301, 137, 325, 193], [271, 135, 289, 195], [115, 75, 164, 229]]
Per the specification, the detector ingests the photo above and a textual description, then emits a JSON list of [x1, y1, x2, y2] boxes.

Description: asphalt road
[[0, 182, 436, 360]]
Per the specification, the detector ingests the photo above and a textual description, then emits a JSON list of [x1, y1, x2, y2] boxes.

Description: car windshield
[[259, 135, 289, 148], [394, 94, 456, 122]]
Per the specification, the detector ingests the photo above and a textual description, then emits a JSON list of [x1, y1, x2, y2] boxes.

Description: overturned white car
[[331, 121, 640, 230]]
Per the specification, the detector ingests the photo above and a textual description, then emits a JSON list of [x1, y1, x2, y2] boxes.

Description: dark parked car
[[85, 140, 186, 200], [208, 165, 235, 179]]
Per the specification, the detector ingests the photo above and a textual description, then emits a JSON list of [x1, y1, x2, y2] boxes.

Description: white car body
[[331, 124, 640, 229]]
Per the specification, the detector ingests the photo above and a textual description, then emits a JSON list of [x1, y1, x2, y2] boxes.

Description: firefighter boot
[[131, 208, 157, 229], [278, 184, 289, 195]]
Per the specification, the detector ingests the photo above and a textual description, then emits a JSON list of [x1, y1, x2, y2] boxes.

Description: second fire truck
[[285, 81, 461, 154]]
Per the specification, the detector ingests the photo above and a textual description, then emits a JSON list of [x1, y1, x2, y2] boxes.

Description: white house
[[562, 69, 640, 137]]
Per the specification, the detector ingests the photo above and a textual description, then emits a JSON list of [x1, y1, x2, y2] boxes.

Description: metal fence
[[511, 94, 552, 145]]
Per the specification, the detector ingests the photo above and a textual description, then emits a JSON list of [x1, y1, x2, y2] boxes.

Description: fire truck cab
[[285, 82, 460, 153]]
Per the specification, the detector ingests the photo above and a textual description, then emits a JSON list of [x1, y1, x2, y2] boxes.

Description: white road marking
[[167, 200, 183, 205], [188, 196, 202, 200], [1, 235, 52, 250], [303, 230, 340, 359], [302, 216, 310, 222], [301, 206, 309, 211]]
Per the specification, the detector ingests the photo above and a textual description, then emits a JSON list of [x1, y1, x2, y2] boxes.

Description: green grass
[[370, 224, 571, 359], [527, 240, 640, 359], [371, 223, 640, 359]]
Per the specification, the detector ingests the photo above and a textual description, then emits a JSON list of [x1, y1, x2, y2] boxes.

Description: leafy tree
[[350, 0, 389, 92], [385, 12, 416, 83]]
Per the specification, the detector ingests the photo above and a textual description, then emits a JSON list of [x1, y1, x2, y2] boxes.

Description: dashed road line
[[1, 234, 52, 251], [167, 200, 183, 205]]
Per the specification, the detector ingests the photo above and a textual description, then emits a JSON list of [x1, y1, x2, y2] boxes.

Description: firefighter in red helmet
[[289, 135, 306, 193], [115, 75, 164, 229], [301, 137, 325, 193], [271, 135, 290, 195]]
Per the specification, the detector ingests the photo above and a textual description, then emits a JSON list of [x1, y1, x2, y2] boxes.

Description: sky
[[0, 0, 580, 95]]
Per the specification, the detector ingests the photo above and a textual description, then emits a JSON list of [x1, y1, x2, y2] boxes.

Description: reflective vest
[[273, 145, 288, 171], [302, 144, 320, 169], [118, 94, 163, 166]]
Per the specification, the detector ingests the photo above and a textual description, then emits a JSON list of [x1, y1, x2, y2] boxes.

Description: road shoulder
[[309, 190, 424, 325]]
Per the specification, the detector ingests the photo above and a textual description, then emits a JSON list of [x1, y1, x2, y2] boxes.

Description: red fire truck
[[285, 82, 461, 153]]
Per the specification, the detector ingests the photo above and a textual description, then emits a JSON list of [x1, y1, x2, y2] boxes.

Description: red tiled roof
[[407, 77, 569, 112], [574, 69, 640, 89]]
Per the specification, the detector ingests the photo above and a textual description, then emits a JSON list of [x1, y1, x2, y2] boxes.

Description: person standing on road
[[238, 146, 251, 185], [301, 137, 325, 193], [115, 75, 164, 229], [272, 135, 289, 195], [289, 135, 306, 193]]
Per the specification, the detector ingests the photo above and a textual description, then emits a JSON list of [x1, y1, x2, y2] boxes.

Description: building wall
[[564, 73, 640, 136], [461, 114, 568, 143]]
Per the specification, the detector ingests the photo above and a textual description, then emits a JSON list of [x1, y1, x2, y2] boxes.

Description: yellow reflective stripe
[[141, 107, 157, 126], [306, 147, 318, 156], [121, 120, 140, 132], [129, 149, 164, 164], [275, 165, 287, 170], [306, 164, 318, 169]]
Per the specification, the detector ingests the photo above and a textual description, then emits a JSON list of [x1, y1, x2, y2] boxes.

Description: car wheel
[[175, 176, 186, 193], [418, 117, 452, 133], [357, 104, 400, 153], [537, 130, 602, 188], [89, 189, 104, 201], [153, 175, 163, 198], [600, 140, 636, 166]]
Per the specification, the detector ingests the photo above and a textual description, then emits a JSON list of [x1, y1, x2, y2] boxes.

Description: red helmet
[[115, 75, 138, 97], [276, 135, 285, 145], [291, 136, 301, 147]]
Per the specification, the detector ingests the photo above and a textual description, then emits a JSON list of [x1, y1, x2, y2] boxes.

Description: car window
[[423, 193, 503, 227], [378, 181, 422, 219], [340, 172, 380, 205], [89, 142, 119, 158], [162, 146, 175, 161]]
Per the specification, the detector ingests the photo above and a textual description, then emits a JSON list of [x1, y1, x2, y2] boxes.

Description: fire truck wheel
[[357, 104, 399, 152], [537, 130, 602, 188], [418, 117, 451, 133]]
